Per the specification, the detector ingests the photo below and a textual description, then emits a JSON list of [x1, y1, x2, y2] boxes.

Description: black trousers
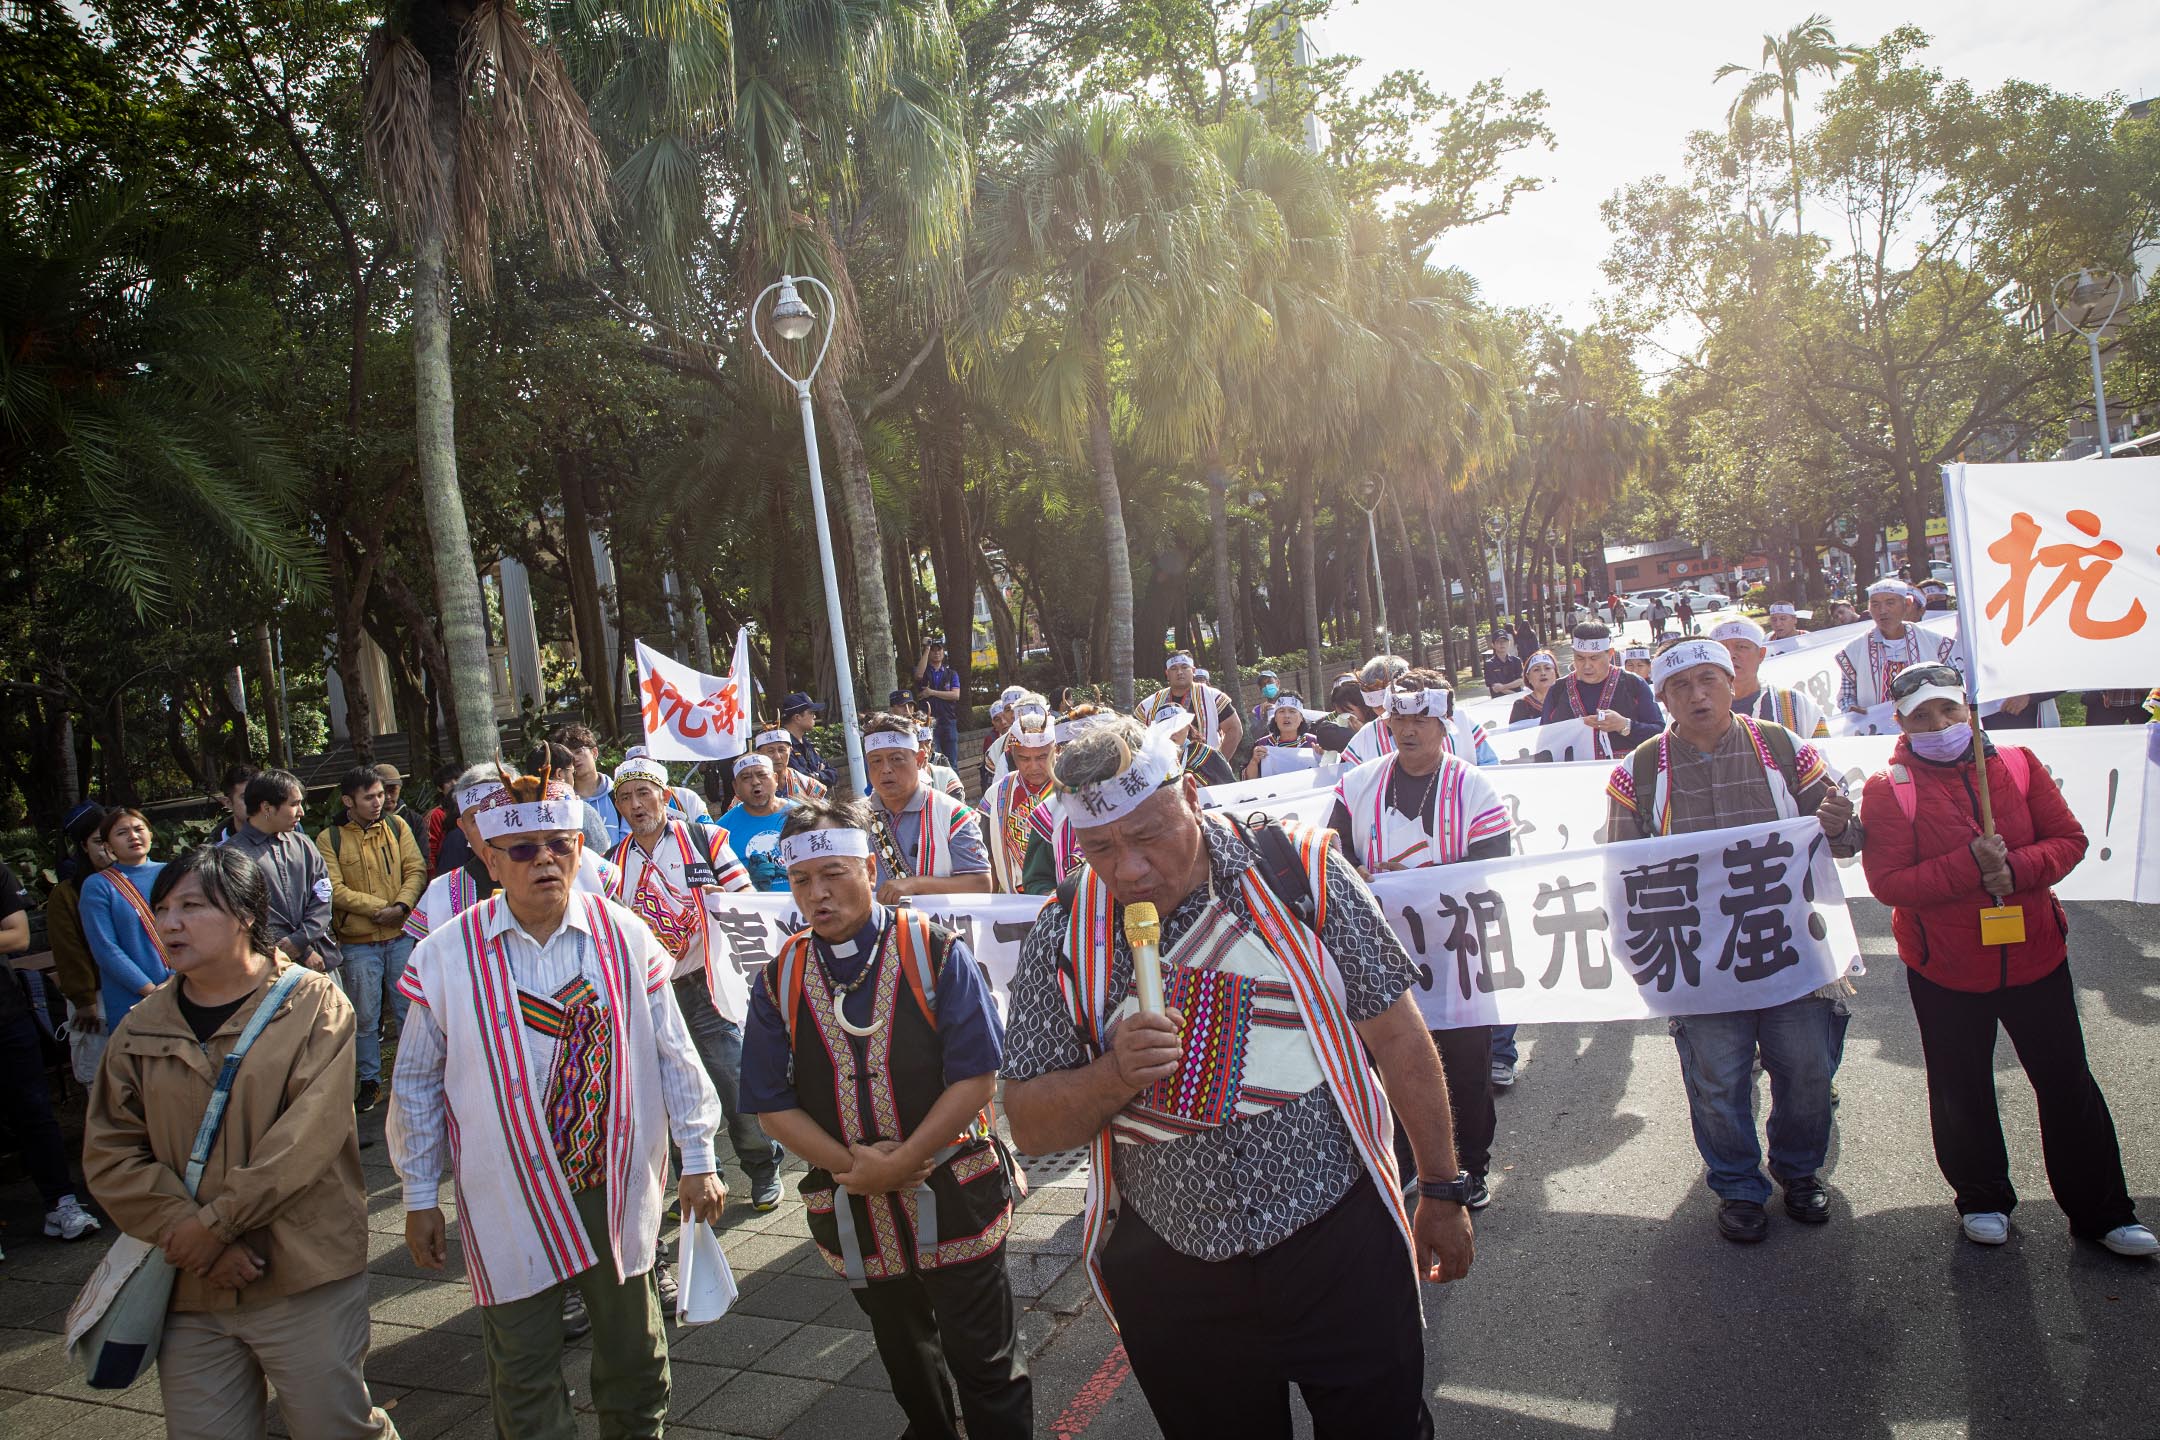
[[850, 1248, 1031, 1440], [1904, 962, 2137, 1238], [1391, 1025, 1494, 1179], [1102, 1175, 1432, 1440], [0, 1002, 74, 1207]]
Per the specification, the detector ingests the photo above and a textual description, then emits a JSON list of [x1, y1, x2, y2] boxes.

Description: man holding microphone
[[1001, 712, 1471, 1439]]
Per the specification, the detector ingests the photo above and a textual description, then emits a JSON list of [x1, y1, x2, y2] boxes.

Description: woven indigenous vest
[[986, 772, 1054, 893], [768, 913, 1011, 1285], [1055, 822, 1414, 1329], [606, 821, 751, 1021]]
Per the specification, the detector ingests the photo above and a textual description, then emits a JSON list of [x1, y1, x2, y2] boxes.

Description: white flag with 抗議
[[636, 631, 752, 761], [1944, 458, 2160, 695]]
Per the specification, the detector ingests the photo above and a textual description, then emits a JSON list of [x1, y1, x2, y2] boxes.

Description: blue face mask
[[1908, 723, 1973, 763], [1262, 683, 1279, 699]]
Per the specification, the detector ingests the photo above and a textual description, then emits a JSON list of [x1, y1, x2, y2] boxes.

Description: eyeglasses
[[489, 837, 579, 864], [1887, 663, 1964, 701]]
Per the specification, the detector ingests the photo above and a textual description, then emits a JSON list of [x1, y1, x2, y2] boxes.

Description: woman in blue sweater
[[79, 808, 169, 1028]]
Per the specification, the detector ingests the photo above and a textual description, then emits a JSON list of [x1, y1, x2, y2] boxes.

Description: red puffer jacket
[[1859, 737, 2087, 992]]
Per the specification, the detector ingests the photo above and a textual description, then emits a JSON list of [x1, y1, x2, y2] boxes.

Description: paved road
[[3, 898, 2155, 1438]]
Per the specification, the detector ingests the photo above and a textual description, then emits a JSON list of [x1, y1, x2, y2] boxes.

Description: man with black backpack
[[1605, 640, 1863, 1245], [1001, 713, 1472, 1440], [317, 764, 426, 1111]]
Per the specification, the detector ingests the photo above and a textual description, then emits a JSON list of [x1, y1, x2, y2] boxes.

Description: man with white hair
[[1714, 616, 1828, 738], [984, 710, 1058, 892], [1000, 712, 1474, 1437], [1606, 640, 1862, 1246], [390, 771, 726, 1435], [1836, 579, 1959, 714], [1345, 652, 1495, 767], [1136, 652, 1241, 760]]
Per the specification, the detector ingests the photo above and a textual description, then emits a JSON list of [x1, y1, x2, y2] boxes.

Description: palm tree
[[0, 181, 318, 613], [1131, 112, 1348, 711], [1715, 13, 1859, 238], [971, 103, 1234, 709], [363, 0, 646, 760]]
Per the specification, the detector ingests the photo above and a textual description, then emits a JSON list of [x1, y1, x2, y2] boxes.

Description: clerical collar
[[814, 903, 888, 963]]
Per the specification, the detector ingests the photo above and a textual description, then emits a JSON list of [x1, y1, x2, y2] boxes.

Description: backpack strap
[[891, 911, 942, 1029], [771, 929, 815, 1044]]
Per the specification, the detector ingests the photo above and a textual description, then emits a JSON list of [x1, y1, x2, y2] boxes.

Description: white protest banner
[[1482, 717, 1606, 765], [1197, 764, 1345, 813], [1943, 457, 2160, 696], [1369, 817, 1860, 1029], [1209, 724, 2156, 902], [636, 630, 752, 762]]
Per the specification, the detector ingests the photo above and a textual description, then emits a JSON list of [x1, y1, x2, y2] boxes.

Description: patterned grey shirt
[[1003, 816, 1417, 1260]]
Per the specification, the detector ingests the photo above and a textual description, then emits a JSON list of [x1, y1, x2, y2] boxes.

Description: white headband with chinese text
[[1055, 713, 1185, 827], [779, 828, 874, 868]]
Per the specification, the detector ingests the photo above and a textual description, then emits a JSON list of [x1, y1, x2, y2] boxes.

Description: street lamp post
[[1352, 475, 1391, 656], [2051, 268, 2125, 459], [1485, 513, 1510, 629], [752, 274, 865, 793]]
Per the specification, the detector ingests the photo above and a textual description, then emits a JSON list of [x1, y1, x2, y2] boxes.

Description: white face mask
[[1908, 722, 1972, 762]]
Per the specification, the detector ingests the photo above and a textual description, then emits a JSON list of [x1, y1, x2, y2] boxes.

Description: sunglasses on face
[[1887, 663, 1964, 700], [490, 837, 579, 864]]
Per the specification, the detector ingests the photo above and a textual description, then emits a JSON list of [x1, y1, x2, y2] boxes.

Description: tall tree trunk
[[253, 619, 288, 767], [919, 358, 979, 707], [409, 105, 491, 762], [558, 450, 617, 732], [1086, 388, 1138, 709], [1296, 474, 1324, 702], [1424, 498, 1459, 686], [1205, 454, 1244, 713], [811, 365, 898, 705], [1388, 496, 1425, 668], [325, 529, 376, 764]]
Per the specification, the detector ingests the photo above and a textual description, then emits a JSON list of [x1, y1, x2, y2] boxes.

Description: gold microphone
[[1124, 901, 1164, 1014]]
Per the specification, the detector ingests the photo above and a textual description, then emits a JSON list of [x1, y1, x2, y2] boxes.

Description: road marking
[[1052, 1343, 1131, 1438], [1432, 1382, 1617, 1431]]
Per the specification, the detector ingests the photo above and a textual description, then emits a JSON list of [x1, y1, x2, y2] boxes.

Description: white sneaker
[[1960, 1211, 2011, 1245], [45, 1195, 101, 1242], [2101, 1224, 2158, 1258]]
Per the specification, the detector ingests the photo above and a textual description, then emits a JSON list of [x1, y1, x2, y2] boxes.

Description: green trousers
[[477, 1187, 669, 1439]]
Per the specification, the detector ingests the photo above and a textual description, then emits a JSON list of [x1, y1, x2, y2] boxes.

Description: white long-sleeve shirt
[[390, 895, 721, 1210]]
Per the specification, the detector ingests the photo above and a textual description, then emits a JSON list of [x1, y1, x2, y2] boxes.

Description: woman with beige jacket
[[83, 846, 395, 1439]]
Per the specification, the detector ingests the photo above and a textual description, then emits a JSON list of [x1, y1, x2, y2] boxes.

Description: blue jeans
[[933, 714, 961, 769], [1668, 996, 1836, 1204], [338, 936, 414, 1084], [672, 977, 782, 1185], [1491, 1025, 1519, 1068]]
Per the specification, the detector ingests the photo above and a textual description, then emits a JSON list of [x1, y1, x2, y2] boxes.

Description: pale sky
[[1323, 1, 2160, 328]]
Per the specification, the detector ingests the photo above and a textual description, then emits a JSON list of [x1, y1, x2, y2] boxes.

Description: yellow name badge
[[1978, 905, 2027, 946]]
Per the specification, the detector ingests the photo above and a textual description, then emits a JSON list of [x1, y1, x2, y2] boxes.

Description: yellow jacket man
[[314, 764, 426, 1108]]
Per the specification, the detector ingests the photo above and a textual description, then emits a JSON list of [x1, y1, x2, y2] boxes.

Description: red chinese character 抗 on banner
[[1983, 508, 2146, 645]]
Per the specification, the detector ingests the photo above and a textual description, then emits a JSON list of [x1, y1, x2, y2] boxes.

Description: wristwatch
[[1417, 1171, 1473, 1205]]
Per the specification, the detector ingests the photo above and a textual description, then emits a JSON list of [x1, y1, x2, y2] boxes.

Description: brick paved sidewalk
[[0, 1104, 1102, 1439]]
